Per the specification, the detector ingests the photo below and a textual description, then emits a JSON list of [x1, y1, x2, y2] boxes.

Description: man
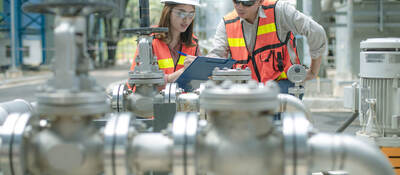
[[207, 0, 326, 94]]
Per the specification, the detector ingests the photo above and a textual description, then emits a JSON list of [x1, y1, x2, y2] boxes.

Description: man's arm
[[275, 1, 327, 79], [306, 56, 322, 80], [206, 19, 230, 58]]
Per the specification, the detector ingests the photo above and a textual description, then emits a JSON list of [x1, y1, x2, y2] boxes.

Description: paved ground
[[0, 63, 361, 134], [0, 64, 129, 102]]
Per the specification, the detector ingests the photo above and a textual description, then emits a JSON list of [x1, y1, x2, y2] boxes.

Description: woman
[[131, 0, 201, 83]]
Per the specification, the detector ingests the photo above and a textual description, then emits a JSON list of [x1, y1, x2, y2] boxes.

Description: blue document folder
[[176, 57, 236, 91]]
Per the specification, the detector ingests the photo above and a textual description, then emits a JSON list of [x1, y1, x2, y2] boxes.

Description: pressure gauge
[[287, 64, 307, 83]]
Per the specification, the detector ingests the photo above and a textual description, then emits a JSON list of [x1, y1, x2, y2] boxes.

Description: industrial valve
[[0, 0, 395, 174], [103, 80, 394, 175]]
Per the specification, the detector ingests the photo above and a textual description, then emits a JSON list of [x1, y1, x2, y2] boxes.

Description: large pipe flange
[[111, 84, 128, 112], [128, 71, 165, 85], [104, 113, 135, 175], [211, 67, 251, 82], [163, 83, 183, 103], [121, 27, 168, 36], [282, 112, 311, 175], [0, 113, 32, 175], [22, 1, 116, 16], [200, 80, 280, 111], [172, 112, 198, 175], [36, 91, 110, 116]]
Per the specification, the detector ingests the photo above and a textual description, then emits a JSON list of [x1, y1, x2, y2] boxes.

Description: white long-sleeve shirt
[[207, 1, 327, 60]]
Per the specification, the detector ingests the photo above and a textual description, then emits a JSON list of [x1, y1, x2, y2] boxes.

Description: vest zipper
[[173, 44, 183, 72], [244, 18, 262, 82]]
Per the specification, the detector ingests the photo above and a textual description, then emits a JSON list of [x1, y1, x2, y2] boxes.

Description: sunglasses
[[172, 10, 195, 19], [232, 0, 256, 7]]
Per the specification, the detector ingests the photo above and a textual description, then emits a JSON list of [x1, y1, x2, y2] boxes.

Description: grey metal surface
[[22, 1, 116, 16], [360, 51, 400, 78], [153, 103, 176, 132], [360, 38, 400, 50], [278, 94, 312, 122], [121, 27, 168, 35], [172, 112, 198, 175], [282, 113, 310, 175], [111, 83, 127, 112], [163, 83, 179, 104], [0, 113, 31, 175], [0, 99, 33, 125], [200, 80, 279, 111], [128, 85, 160, 118], [104, 113, 133, 175], [130, 133, 173, 173], [103, 114, 117, 175], [0, 113, 20, 175], [308, 133, 395, 175], [361, 78, 399, 135], [35, 16, 109, 116], [343, 83, 359, 111], [10, 113, 31, 175], [211, 67, 252, 82], [198, 109, 283, 175]]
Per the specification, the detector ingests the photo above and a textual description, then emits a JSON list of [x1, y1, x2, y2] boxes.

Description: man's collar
[[239, 6, 267, 23], [258, 6, 267, 18]]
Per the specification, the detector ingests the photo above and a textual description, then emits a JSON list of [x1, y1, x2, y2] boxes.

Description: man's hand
[[184, 55, 197, 69], [305, 56, 322, 81], [305, 69, 317, 81]]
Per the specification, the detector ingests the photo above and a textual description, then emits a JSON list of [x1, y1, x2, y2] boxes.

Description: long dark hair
[[155, 3, 196, 47]]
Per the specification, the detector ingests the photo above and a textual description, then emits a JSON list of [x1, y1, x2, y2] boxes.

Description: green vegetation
[[115, 0, 163, 64]]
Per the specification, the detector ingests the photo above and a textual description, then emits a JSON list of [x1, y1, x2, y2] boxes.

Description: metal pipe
[[0, 99, 34, 125], [321, 0, 334, 12], [379, 0, 384, 32], [308, 133, 394, 175], [346, 0, 353, 78], [323, 11, 400, 17], [129, 133, 173, 172], [128, 85, 159, 118], [139, 0, 150, 27], [322, 23, 400, 28], [278, 94, 313, 123], [10, 0, 21, 68], [336, 111, 359, 133]]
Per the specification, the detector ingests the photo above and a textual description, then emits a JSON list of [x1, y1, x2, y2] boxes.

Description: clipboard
[[176, 57, 236, 90]]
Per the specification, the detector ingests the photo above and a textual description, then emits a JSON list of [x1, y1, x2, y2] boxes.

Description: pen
[[176, 50, 188, 56]]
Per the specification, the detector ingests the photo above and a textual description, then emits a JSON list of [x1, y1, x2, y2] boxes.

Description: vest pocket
[[258, 50, 275, 81]]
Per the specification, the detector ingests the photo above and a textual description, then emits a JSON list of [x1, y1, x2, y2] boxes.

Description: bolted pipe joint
[[104, 112, 174, 175]]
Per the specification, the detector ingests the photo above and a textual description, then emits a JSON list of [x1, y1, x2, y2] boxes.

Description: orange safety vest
[[224, 0, 300, 83], [130, 36, 199, 74]]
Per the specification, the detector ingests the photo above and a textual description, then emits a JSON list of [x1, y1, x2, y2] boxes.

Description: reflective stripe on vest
[[152, 37, 198, 74], [224, 0, 300, 83]]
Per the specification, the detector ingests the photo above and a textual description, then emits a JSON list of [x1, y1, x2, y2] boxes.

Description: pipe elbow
[[309, 133, 394, 175], [278, 94, 313, 122]]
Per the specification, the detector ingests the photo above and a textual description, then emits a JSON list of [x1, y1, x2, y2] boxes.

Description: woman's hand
[[183, 55, 197, 69]]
